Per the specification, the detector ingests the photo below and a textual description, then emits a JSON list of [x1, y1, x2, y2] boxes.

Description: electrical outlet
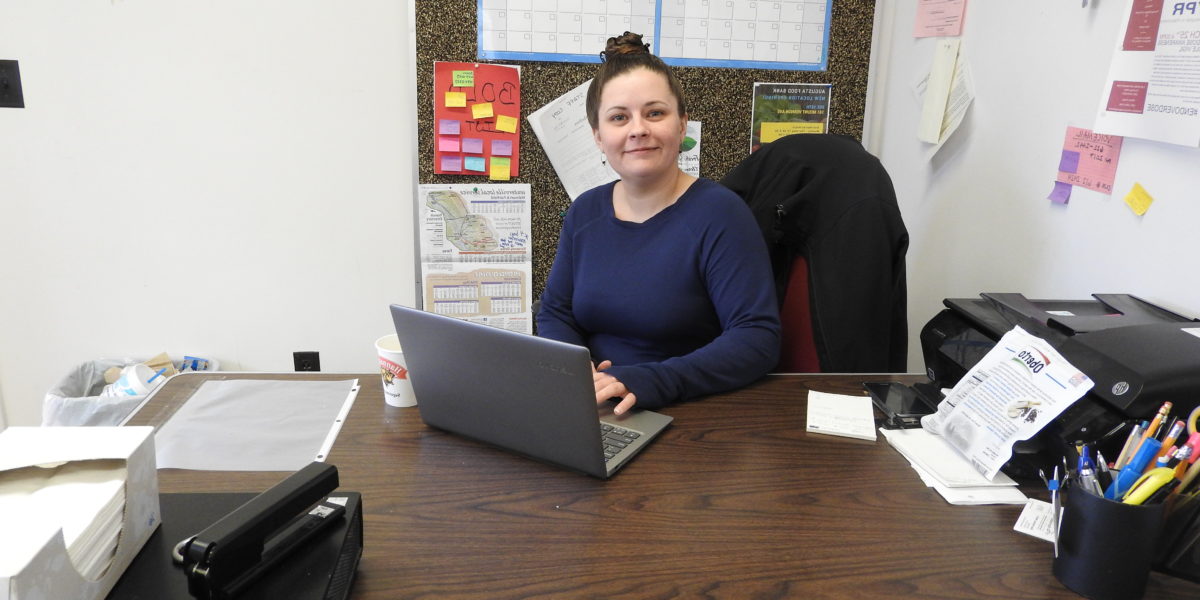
[[0, 60, 24, 109], [293, 351, 321, 372]]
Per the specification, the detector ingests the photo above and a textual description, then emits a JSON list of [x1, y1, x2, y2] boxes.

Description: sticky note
[[438, 136, 461, 153], [1124, 182, 1154, 216], [1058, 150, 1080, 174], [452, 70, 474, 87], [440, 155, 462, 172], [465, 156, 486, 172], [491, 139, 513, 156], [471, 102, 494, 119], [438, 119, 461, 135], [1048, 181, 1072, 205], [462, 138, 484, 154], [496, 115, 518, 133], [445, 92, 467, 107], [490, 157, 511, 181]]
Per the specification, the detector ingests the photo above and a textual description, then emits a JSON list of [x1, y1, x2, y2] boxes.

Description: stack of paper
[[805, 391, 877, 441], [881, 427, 1027, 505], [0, 459, 127, 581]]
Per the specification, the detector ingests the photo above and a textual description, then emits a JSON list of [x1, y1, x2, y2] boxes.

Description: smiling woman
[[535, 32, 782, 417]]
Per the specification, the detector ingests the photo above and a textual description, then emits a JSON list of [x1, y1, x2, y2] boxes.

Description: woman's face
[[592, 67, 686, 182]]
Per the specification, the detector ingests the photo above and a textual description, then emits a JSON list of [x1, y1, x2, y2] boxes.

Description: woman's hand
[[592, 360, 637, 415]]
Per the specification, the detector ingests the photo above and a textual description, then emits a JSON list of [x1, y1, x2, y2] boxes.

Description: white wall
[[867, 1, 1200, 372], [0, 1, 417, 427]]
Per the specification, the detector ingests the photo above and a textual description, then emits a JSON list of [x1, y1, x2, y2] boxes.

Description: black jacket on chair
[[721, 134, 909, 373]]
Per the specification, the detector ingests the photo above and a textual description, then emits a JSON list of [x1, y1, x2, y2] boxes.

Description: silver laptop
[[389, 305, 672, 478]]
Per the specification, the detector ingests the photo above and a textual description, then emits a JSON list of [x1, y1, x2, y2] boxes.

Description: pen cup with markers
[[1052, 484, 1164, 600]]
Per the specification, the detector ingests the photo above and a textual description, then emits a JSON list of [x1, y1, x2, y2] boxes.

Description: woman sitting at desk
[[536, 32, 781, 416]]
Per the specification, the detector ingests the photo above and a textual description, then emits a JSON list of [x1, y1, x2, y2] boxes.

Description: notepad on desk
[[805, 391, 877, 441]]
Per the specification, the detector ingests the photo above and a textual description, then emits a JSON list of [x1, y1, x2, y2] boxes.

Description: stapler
[[171, 462, 360, 600]]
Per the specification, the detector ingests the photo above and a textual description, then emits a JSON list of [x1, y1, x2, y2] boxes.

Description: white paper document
[[881, 427, 1018, 488], [1014, 499, 1058, 543], [915, 41, 974, 153], [922, 326, 1095, 480], [805, 391, 877, 441], [154, 379, 359, 471], [906, 461, 1028, 505]]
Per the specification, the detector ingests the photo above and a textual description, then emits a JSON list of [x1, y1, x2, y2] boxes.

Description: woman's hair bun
[[601, 32, 651, 61]]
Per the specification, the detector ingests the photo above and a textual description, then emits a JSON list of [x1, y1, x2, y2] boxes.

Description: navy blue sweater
[[536, 178, 781, 409]]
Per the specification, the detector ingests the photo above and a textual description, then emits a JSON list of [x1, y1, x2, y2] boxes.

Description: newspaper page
[[922, 326, 1095, 480], [418, 183, 533, 334]]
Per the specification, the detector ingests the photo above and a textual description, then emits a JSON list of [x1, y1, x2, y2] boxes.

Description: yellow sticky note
[[495, 115, 518, 133], [472, 102, 494, 119], [760, 121, 825, 144], [452, 70, 474, 87], [489, 157, 511, 181], [1124, 182, 1154, 216], [445, 92, 467, 107]]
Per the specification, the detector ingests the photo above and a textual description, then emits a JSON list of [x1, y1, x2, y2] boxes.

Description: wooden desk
[[129, 373, 1200, 599]]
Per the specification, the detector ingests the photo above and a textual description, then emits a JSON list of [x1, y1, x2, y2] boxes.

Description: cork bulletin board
[[414, 0, 878, 304]]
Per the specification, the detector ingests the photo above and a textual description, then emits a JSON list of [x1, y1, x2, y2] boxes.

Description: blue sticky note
[[1048, 181, 1072, 205], [441, 155, 462, 172], [439, 119, 461, 135], [491, 139, 513, 156], [464, 156, 486, 172], [1059, 150, 1081, 174], [463, 138, 484, 154]]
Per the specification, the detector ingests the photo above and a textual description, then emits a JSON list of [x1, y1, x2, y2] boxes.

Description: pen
[[1113, 423, 1145, 471], [1095, 450, 1113, 490], [1107, 438, 1163, 499], [1077, 445, 1104, 496]]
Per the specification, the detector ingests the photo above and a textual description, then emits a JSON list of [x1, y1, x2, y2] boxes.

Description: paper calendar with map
[[477, 0, 832, 71], [417, 184, 534, 334]]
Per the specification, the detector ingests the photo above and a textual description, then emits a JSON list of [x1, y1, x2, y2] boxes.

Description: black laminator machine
[[919, 293, 1200, 478]]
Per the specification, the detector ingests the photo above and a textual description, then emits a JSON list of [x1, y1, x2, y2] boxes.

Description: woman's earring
[[601, 155, 607, 165]]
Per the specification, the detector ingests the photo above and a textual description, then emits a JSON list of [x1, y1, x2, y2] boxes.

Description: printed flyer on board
[[418, 183, 533, 334]]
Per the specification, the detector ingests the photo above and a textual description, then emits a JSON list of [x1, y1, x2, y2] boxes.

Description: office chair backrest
[[721, 134, 909, 374]]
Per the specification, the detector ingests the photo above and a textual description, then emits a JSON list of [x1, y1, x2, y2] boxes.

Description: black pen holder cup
[[1052, 488, 1164, 600]]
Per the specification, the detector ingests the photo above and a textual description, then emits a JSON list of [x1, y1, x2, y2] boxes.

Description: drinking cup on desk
[[376, 334, 416, 407], [1053, 486, 1164, 600]]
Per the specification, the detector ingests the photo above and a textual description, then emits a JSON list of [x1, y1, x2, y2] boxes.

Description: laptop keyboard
[[601, 423, 642, 463]]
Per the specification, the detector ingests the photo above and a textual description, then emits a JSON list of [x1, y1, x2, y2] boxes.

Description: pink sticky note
[[491, 139, 513, 156], [438, 136, 461, 153], [441, 155, 462, 172], [1048, 181, 1072, 205], [462, 138, 484, 154], [1055, 127, 1123, 195], [439, 119, 461, 135]]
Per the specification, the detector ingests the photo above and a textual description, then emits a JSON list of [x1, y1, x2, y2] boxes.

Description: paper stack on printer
[[881, 427, 1026, 505], [883, 326, 1095, 505], [0, 460, 128, 581]]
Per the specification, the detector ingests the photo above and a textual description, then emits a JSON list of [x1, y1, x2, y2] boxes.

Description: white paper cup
[[376, 334, 416, 407], [101, 363, 162, 397]]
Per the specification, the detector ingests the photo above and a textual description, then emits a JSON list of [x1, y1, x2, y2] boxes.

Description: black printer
[[919, 293, 1200, 478]]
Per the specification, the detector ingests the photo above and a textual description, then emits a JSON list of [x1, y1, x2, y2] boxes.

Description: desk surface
[[129, 372, 1200, 599]]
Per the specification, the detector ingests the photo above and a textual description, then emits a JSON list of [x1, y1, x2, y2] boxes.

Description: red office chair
[[721, 134, 909, 374]]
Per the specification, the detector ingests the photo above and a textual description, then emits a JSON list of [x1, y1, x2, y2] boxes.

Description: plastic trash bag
[[42, 358, 148, 426]]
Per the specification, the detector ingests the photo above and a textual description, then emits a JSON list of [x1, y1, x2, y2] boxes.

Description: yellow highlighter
[[1122, 467, 1178, 505]]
